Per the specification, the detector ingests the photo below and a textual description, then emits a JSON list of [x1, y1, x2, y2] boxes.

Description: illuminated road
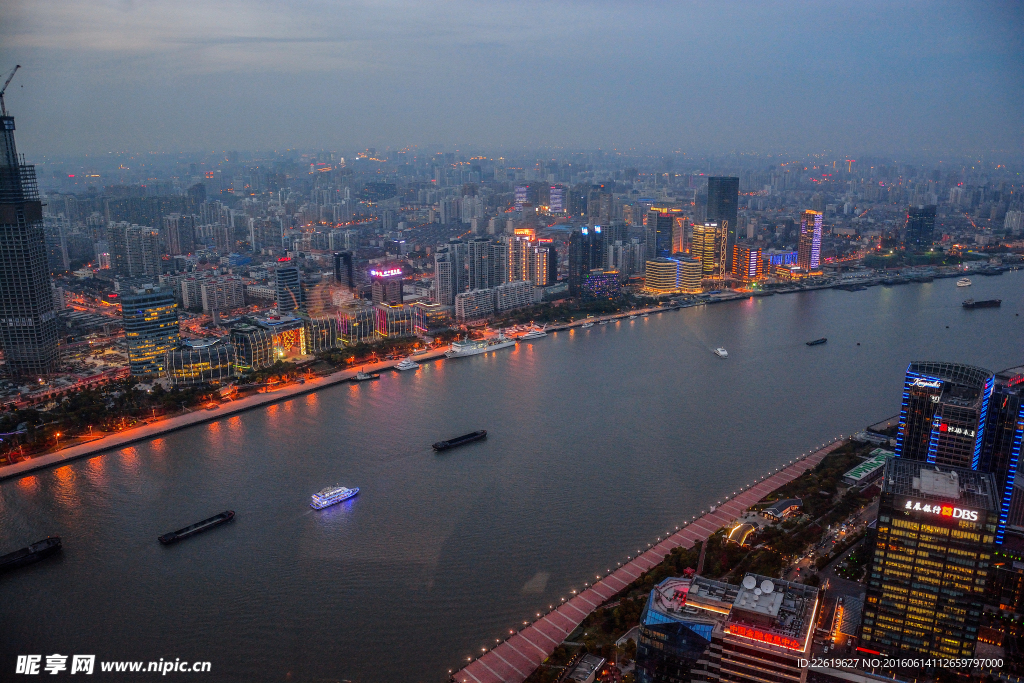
[[452, 438, 846, 683]]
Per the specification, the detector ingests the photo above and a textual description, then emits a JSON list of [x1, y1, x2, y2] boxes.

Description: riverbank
[[0, 345, 455, 482], [452, 437, 848, 683]]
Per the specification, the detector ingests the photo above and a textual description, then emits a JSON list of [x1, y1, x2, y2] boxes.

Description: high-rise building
[[797, 210, 823, 271], [894, 361, 994, 469], [494, 280, 533, 312], [107, 222, 160, 278], [163, 213, 196, 255], [904, 205, 936, 248], [731, 243, 762, 282], [978, 365, 1024, 543], [275, 259, 303, 312], [529, 243, 555, 287], [200, 277, 244, 313], [859, 457, 996, 658], [370, 264, 404, 306], [706, 177, 738, 270], [120, 285, 180, 376], [466, 237, 494, 291], [333, 251, 354, 289], [691, 222, 727, 278], [672, 216, 689, 255], [434, 242, 465, 306], [645, 208, 676, 260], [568, 227, 606, 296], [549, 185, 566, 213], [0, 106, 60, 376]]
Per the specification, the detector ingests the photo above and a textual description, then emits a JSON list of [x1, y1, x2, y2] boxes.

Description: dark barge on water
[[962, 299, 1001, 309], [159, 511, 235, 545], [806, 338, 827, 346], [433, 430, 487, 451], [0, 536, 62, 572]]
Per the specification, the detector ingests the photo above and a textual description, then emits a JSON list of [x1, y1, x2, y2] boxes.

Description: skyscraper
[[904, 205, 937, 248], [691, 222, 727, 278], [645, 209, 675, 260], [0, 101, 59, 376], [860, 457, 996, 659], [731, 243, 762, 282], [978, 366, 1024, 543], [706, 177, 738, 270], [275, 259, 303, 312], [107, 222, 160, 278], [568, 227, 605, 296], [333, 251, 354, 289], [120, 285, 180, 376], [796, 210, 822, 271], [894, 361, 994, 469], [434, 241, 465, 306]]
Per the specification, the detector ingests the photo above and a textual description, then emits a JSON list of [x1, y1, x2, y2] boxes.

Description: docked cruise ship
[[445, 333, 516, 358], [311, 485, 359, 509]]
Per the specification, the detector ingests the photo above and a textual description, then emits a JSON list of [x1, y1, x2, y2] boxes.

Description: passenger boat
[[629, 315, 637, 319], [395, 358, 420, 371], [158, 511, 234, 545], [598, 320, 609, 325], [352, 369, 380, 382], [445, 334, 516, 358], [580, 322, 594, 329], [520, 325, 548, 340], [956, 278, 972, 287], [714, 348, 728, 358], [433, 430, 487, 451], [310, 485, 359, 510], [962, 299, 1001, 309], [806, 338, 828, 346], [0, 536, 62, 572]]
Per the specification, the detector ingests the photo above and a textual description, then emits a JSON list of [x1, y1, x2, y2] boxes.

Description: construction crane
[[0, 64, 22, 117]]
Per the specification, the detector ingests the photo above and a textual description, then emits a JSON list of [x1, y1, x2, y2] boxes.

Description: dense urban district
[[1, 89, 1024, 683]]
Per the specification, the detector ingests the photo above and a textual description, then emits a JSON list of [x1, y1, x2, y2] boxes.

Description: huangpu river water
[[2, 272, 1022, 682]]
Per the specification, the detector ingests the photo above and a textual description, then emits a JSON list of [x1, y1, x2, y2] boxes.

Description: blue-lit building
[[580, 269, 621, 299], [636, 578, 718, 683], [892, 361, 1024, 545]]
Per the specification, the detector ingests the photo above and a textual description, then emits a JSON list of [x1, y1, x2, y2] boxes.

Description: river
[[2, 272, 1021, 682]]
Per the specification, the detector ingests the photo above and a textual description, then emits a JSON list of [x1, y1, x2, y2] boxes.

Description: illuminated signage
[[370, 267, 403, 278], [277, 257, 292, 263], [513, 228, 536, 237], [727, 624, 802, 651], [903, 499, 978, 521], [938, 423, 975, 438], [911, 378, 942, 389]]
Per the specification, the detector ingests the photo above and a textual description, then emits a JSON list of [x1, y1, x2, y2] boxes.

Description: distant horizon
[[2, 1, 1022, 158]]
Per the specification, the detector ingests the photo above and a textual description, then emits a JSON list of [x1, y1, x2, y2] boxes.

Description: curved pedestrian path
[[452, 437, 846, 683]]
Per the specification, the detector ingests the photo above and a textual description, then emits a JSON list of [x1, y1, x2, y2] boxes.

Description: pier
[[451, 438, 846, 683]]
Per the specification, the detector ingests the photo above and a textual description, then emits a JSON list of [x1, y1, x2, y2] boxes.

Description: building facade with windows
[[859, 457, 997, 659], [120, 285, 180, 376]]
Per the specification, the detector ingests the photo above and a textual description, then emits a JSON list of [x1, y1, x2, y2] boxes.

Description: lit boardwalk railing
[[452, 438, 847, 683]]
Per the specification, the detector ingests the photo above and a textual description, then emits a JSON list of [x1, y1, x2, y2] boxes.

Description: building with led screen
[[370, 264, 404, 305], [859, 457, 996, 659], [894, 361, 995, 469], [979, 365, 1024, 543]]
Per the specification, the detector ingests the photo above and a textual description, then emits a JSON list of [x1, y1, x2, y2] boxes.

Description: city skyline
[[1, 1, 1022, 156]]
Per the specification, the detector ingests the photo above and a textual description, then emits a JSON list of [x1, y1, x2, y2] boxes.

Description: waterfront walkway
[[0, 347, 455, 482], [451, 438, 846, 683]]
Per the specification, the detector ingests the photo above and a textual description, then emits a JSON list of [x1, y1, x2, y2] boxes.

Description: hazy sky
[[2, 1, 1022, 157]]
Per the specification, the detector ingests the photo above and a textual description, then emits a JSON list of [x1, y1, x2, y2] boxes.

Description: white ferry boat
[[580, 322, 594, 329], [395, 358, 419, 371], [714, 347, 728, 358], [445, 334, 516, 359], [311, 485, 359, 510], [520, 325, 548, 340], [956, 278, 972, 287], [629, 315, 637, 320]]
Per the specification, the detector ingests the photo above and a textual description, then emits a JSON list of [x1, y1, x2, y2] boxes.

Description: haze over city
[[2, 0, 1023, 156]]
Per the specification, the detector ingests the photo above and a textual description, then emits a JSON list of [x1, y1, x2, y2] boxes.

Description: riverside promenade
[[452, 437, 846, 683], [0, 347, 454, 482]]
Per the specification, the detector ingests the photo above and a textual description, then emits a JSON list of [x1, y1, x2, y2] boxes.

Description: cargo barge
[[158, 511, 235, 545], [962, 299, 1001, 309], [0, 536, 62, 572], [433, 430, 487, 451]]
